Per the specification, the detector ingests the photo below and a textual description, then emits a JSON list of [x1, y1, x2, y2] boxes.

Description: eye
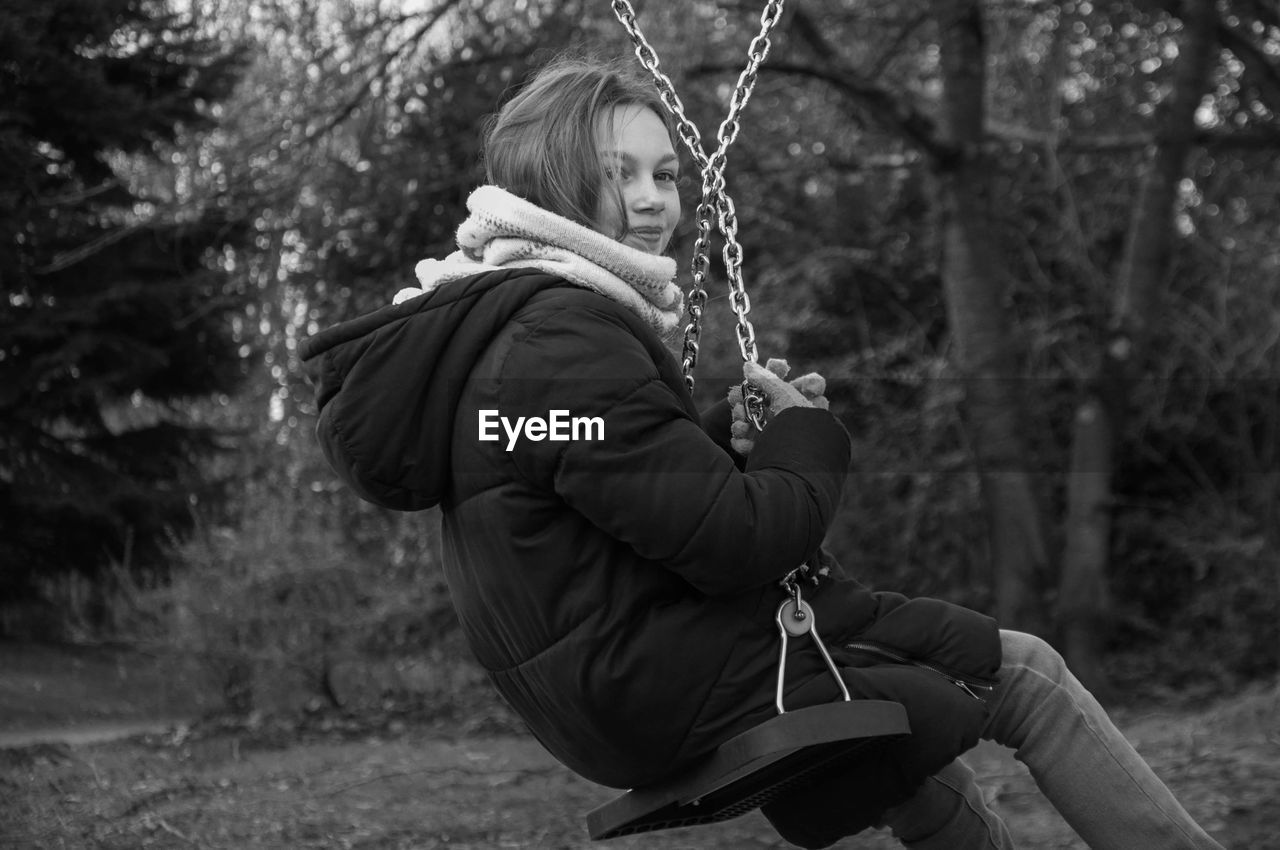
[[602, 163, 631, 181], [656, 170, 678, 184]]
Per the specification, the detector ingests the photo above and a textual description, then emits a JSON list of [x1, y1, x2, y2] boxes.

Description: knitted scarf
[[394, 185, 683, 341]]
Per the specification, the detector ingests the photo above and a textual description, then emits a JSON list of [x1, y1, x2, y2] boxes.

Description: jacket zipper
[[844, 641, 996, 701]]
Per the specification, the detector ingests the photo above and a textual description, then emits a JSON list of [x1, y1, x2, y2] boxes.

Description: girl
[[300, 56, 1224, 850]]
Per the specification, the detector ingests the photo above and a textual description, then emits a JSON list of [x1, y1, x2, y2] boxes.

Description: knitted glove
[[729, 359, 830, 455], [788, 371, 829, 411]]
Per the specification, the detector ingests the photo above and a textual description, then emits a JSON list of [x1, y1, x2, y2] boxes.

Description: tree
[[125, 0, 1276, 697], [1058, 0, 1225, 693], [655, 0, 1280, 689], [128, 0, 601, 709], [0, 0, 247, 614]]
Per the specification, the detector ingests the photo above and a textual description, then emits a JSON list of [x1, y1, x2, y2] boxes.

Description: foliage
[[12, 0, 1278, 702], [153, 0, 1280, 697], [140, 448, 481, 717], [1108, 504, 1279, 698], [685, 0, 1280, 686], [27, 0, 598, 714], [0, 0, 249, 611]]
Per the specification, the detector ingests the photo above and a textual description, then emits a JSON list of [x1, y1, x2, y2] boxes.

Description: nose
[[629, 176, 665, 212]]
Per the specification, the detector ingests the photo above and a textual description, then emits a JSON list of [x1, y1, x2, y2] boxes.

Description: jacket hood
[[298, 268, 567, 511]]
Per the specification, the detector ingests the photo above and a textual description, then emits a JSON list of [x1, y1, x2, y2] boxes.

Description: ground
[[0, 641, 1276, 849]]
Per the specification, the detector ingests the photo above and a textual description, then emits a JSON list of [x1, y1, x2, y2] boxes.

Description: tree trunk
[[1060, 395, 1117, 700], [933, 0, 1051, 633], [1059, 0, 1221, 691]]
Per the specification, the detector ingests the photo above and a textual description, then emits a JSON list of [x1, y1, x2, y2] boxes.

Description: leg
[[877, 758, 1016, 850], [983, 630, 1223, 850]]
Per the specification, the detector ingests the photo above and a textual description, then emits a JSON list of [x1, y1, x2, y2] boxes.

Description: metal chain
[[613, 9, 854, 708], [610, 0, 785, 401]]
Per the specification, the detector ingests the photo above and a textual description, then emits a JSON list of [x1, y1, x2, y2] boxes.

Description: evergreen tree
[[0, 0, 247, 608]]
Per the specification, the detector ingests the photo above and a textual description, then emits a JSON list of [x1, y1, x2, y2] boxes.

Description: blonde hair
[[482, 56, 678, 239]]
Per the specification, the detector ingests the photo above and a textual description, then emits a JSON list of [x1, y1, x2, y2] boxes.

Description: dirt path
[[3, 696, 1275, 849], [1, 641, 1275, 848]]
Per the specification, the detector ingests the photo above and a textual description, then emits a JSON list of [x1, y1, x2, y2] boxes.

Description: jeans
[[878, 630, 1224, 849]]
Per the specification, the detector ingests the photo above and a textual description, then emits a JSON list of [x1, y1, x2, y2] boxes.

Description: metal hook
[[774, 585, 851, 715]]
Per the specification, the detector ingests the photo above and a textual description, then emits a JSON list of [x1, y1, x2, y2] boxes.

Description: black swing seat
[[586, 699, 910, 840]]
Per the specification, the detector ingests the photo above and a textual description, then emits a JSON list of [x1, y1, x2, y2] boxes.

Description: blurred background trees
[[2, 0, 1276, 714], [0, 0, 248, 620]]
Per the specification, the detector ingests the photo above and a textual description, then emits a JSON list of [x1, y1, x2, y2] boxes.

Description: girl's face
[[593, 104, 681, 255]]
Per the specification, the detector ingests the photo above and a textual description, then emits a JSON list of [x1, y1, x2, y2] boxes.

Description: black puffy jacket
[[301, 268, 1002, 846]]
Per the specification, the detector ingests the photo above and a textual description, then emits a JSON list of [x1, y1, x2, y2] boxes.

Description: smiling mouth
[[627, 228, 665, 250]]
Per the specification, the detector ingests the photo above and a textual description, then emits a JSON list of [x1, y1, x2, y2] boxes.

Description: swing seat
[[586, 699, 910, 840]]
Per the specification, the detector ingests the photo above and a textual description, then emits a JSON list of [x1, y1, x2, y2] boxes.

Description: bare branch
[[986, 119, 1151, 151], [744, 59, 954, 160], [868, 11, 932, 80], [782, 7, 952, 161], [1198, 128, 1280, 150], [35, 180, 125, 207], [33, 222, 143, 275], [301, 0, 468, 146], [986, 119, 1280, 152]]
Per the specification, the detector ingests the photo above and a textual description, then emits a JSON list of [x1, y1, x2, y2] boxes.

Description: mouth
[[626, 228, 666, 252]]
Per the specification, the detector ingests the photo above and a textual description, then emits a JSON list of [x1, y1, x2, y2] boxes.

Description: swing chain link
[[610, 0, 785, 396], [780, 562, 817, 596]]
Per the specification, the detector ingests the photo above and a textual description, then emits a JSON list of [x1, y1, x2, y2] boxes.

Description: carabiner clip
[[774, 589, 851, 714]]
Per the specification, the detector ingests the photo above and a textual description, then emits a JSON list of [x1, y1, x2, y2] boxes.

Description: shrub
[[143, 479, 493, 720], [1105, 500, 1280, 699]]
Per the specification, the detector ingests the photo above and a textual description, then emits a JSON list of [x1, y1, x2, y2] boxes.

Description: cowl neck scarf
[[394, 185, 683, 341]]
